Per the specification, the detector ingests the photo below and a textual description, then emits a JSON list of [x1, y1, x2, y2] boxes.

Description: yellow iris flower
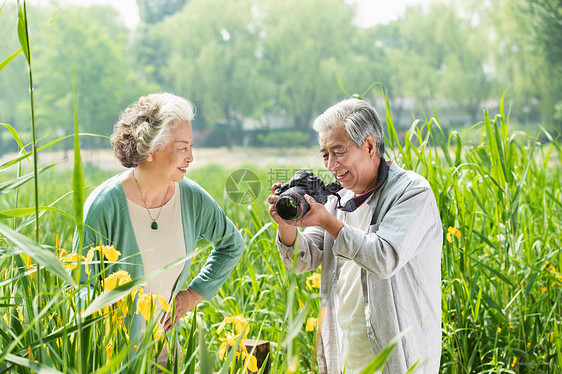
[[86, 243, 121, 265], [306, 317, 318, 332], [82, 244, 121, 275], [217, 313, 259, 372], [60, 252, 86, 271], [306, 273, 321, 290], [106, 341, 113, 360], [446, 226, 462, 243], [217, 314, 249, 339], [237, 351, 258, 372], [135, 290, 170, 321], [218, 332, 240, 360], [103, 269, 132, 291], [56, 248, 68, 259]]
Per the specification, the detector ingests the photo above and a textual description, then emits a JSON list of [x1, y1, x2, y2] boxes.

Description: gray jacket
[[277, 161, 442, 373]]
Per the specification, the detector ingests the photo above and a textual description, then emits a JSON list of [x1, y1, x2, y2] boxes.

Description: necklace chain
[[132, 170, 169, 230]]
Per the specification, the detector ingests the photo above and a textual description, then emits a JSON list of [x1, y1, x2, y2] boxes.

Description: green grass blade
[[4, 354, 63, 374], [335, 72, 348, 97], [0, 205, 74, 220], [72, 67, 86, 255], [0, 133, 106, 171], [2, 8, 54, 71], [0, 222, 75, 286], [359, 329, 409, 373], [17, 4, 30, 64], [0, 164, 57, 195], [217, 329, 246, 374], [197, 317, 213, 374], [81, 248, 203, 317], [0, 123, 27, 156], [0, 47, 24, 72]]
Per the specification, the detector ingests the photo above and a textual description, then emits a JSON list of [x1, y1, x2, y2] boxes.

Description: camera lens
[[275, 192, 308, 220]]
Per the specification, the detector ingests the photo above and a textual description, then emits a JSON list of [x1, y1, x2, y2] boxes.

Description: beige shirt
[[337, 201, 374, 373], [127, 183, 186, 305]]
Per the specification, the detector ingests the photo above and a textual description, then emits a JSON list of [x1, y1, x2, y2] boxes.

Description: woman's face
[[319, 126, 378, 195], [148, 120, 194, 183]]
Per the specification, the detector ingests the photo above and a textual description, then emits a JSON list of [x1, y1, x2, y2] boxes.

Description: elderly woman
[[73, 92, 244, 342], [268, 98, 442, 373]]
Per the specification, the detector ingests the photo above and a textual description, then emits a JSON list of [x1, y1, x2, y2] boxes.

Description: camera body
[[274, 171, 335, 220]]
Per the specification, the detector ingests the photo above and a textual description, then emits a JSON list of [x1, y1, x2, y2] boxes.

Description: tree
[[137, 0, 188, 24], [523, 0, 562, 129], [260, 0, 361, 131], [153, 0, 266, 138], [0, 3, 43, 153], [134, 0, 190, 88], [433, 3, 492, 124], [30, 5, 150, 147]]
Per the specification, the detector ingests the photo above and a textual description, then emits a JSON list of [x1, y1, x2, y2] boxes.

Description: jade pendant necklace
[[132, 170, 169, 230]]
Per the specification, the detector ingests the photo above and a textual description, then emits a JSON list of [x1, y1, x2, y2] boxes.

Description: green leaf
[[481, 292, 505, 318], [0, 222, 76, 286], [198, 319, 213, 374], [4, 353, 63, 374], [0, 133, 105, 170], [17, 3, 30, 64], [1, 11, 56, 71], [0, 123, 27, 155], [0, 205, 73, 220], [359, 328, 409, 373], [81, 248, 203, 317], [0, 164, 58, 196], [72, 67, 86, 255], [182, 307, 198, 374], [0, 47, 24, 72]]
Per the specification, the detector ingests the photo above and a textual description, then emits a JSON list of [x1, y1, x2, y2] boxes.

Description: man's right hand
[[268, 183, 297, 246]]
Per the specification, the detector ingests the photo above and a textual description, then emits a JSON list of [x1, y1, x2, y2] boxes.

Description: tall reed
[[1, 2, 561, 373]]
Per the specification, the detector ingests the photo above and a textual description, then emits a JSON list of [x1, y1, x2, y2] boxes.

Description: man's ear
[[146, 153, 154, 162], [363, 136, 377, 159]]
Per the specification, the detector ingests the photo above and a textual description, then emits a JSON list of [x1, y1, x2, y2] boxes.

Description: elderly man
[[268, 98, 442, 373]]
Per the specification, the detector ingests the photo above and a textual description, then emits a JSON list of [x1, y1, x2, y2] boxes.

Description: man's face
[[319, 126, 378, 195]]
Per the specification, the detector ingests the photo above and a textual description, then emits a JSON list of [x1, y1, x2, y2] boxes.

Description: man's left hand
[[298, 195, 344, 239]]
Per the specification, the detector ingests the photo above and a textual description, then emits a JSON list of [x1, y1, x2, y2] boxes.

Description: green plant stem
[[19, 0, 43, 361]]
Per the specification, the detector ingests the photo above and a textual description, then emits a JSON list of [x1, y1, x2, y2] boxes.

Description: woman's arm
[[186, 188, 245, 300]]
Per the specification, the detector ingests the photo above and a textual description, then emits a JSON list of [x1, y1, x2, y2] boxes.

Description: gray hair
[[110, 92, 195, 168], [312, 98, 385, 157]]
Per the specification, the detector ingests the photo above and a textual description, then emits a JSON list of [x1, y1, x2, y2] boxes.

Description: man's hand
[[299, 195, 344, 239], [268, 183, 298, 245], [268, 186, 344, 241], [161, 288, 203, 331]]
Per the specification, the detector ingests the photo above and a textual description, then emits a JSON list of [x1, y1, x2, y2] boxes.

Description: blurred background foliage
[[0, 0, 561, 153]]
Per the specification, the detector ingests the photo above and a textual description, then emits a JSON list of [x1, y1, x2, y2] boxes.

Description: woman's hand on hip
[[161, 288, 203, 331]]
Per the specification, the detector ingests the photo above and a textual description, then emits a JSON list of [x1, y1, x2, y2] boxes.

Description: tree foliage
[[1, 0, 561, 149], [137, 0, 188, 24]]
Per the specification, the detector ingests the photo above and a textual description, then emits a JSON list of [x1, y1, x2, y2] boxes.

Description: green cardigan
[[73, 174, 244, 336]]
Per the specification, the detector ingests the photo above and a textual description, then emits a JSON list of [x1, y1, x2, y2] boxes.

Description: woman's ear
[[146, 153, 154, 162]]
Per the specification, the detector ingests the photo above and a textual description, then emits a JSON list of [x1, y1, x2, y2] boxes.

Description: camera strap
[[335, 158, 389, 212]]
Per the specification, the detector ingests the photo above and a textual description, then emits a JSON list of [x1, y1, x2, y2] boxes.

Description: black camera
[[274, 171, 337, 220]]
